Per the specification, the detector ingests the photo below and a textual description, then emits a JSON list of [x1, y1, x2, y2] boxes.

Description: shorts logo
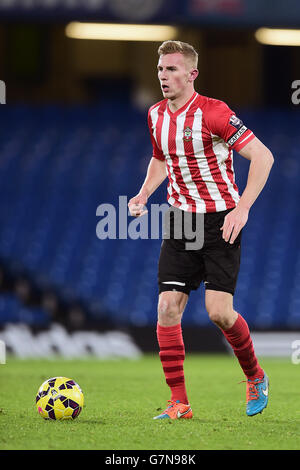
[[183, 127, 193, 142]]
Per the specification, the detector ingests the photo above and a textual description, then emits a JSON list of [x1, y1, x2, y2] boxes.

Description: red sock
[[156, 322, 189, 404], [222, 314, 264, 380]]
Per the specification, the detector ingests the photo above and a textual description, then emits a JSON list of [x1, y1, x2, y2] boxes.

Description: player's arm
[[222, 137, 274, 243], [129, 106, 167, 217], [128, 157, 167, 217], [237, 136, 274, 210]]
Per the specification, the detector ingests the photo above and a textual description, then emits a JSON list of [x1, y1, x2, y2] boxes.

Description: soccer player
[[128, 41, 274, 419]]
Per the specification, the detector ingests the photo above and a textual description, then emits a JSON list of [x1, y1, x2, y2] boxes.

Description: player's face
[[157, 53, 195, 100]]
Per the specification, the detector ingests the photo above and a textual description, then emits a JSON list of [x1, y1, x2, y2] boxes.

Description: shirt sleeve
[[147, 109, 165, 161], [205, 99, 255, 152]]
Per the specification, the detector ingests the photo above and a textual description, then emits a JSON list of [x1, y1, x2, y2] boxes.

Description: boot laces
[[240, 378, 264, 402]]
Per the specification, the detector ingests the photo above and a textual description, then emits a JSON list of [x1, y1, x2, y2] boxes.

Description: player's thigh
[[202, 208, 242, 296], [203, 235, 242, 296], [205, 289, 233, 316], [205, 289, 237, 329]]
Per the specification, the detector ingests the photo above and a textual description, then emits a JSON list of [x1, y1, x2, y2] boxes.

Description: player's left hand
[[220, 204, 249, 244]]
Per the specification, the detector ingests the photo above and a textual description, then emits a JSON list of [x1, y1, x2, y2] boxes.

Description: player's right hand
[[128, 192, 148, 217]]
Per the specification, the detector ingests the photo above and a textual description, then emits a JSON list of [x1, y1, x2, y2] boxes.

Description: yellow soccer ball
[[36, 377, 84, 420]]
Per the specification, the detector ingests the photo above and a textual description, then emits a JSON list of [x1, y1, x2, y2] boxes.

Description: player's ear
[[189, 68, 199, 82]]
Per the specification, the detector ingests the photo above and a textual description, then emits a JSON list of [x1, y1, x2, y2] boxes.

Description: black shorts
[[158, 206, 242, 296]]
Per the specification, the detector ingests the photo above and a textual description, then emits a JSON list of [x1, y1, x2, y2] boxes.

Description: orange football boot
[[153, 400, 193, 420]]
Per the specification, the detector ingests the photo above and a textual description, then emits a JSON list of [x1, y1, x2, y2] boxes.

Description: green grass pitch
[[0, 354, 299, 450]]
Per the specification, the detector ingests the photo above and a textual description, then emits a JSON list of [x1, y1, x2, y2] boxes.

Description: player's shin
[[221, 313, 264, 379], [156, 322, 189, 404]]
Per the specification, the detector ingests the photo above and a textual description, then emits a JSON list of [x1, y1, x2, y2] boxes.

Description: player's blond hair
[[158, 40, 198, 69]]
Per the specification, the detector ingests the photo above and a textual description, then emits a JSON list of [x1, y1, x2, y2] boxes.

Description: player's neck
[[167, 88, 196, 113]]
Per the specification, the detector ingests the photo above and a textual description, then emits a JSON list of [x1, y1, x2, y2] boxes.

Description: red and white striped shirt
[[148, 91, 255, 213]]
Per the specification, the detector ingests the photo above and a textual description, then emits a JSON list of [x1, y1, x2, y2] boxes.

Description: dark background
[[0, 0, 299, 354]]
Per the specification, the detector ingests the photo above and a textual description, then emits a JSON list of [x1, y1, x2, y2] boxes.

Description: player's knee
[[206, 303, 233, 329], [157, 297, 182, 326], [208, 308, 225, 327]]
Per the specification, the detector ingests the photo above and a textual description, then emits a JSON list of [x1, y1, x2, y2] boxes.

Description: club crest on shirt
[[183, 127, 193, 142]]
